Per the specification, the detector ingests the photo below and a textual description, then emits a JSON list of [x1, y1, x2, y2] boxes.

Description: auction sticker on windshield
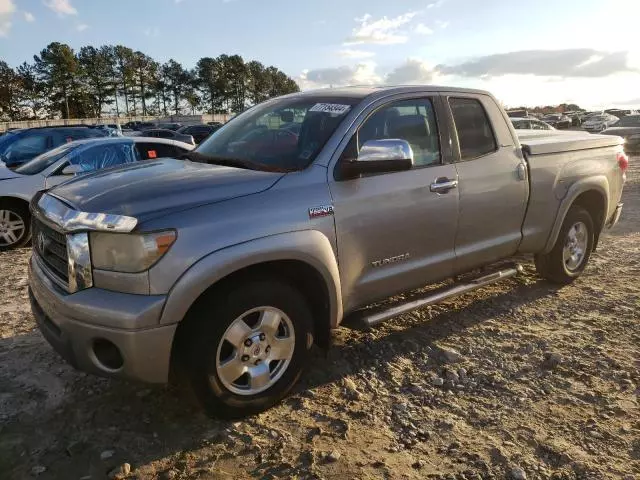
[[309, 103, 352, 115]]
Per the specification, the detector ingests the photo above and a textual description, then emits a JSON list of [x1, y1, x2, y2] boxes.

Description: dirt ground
[[1, 159, 638, 480]]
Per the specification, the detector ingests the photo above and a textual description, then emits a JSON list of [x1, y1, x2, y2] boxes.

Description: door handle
[[430, 178, 458, 193]]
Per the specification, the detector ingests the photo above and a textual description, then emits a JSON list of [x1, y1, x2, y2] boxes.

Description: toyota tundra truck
[[28, 86, 628, 418]]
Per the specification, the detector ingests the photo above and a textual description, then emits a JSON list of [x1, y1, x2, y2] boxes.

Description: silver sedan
[[0, 136, 194, 250]]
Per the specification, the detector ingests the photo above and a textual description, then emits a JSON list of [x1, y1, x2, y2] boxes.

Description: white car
[[582, 114, 619, 133], [0, 136, 194, 250]]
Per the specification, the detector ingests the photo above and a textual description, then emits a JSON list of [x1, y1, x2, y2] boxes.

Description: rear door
[[445, 94, 528, 273], [329, 94, 459, 312]]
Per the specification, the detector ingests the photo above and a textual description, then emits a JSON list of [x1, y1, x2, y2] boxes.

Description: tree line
[[0, 42, 300, 121]]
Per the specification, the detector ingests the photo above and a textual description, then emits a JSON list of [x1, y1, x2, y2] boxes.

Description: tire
[[0, 201, 31, 251], [184, 279, 314, 419], [535, 205, 594, 284]]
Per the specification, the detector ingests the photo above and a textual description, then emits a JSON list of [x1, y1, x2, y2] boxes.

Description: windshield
[[617, 116, 640, 127], [590, 115, 607, 121], [14, 142, 77, 175], [195, 95, 361, 171]]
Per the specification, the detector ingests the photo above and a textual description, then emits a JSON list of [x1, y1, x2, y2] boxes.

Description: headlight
[[90, 230, 176, 273]]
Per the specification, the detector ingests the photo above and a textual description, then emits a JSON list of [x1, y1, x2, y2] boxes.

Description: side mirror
[[339, 139, 414, 180], [62, 164, 84, 176]]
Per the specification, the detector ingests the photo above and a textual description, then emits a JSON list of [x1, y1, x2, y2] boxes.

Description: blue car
[[0, 126, 109, 168]]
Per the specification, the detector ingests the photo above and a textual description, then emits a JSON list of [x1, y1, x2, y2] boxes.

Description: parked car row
[[511, 117, 555, 131], [122, 121, 224, 145], [601, 114, 640, 153], [0, 136, 194, 250], [510, 109, 639, 154]]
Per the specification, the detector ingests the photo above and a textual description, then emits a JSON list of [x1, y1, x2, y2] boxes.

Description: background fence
[[0, 113, 232, 132]]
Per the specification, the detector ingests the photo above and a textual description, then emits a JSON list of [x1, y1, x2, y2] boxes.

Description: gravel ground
[[0, 158, 638, 480]]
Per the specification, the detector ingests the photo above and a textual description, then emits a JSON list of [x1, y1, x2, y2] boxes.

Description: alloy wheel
[[215, 306, 295, 396]]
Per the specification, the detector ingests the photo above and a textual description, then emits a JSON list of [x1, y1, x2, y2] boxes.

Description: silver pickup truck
[[28, 86, 627, 418]]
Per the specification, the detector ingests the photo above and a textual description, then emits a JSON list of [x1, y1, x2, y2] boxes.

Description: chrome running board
[[361, 264, 523, 327]]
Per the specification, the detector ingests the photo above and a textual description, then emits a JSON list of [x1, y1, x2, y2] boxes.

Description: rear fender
[[543, 176, 609, 253], [159, 230, 343, 327]]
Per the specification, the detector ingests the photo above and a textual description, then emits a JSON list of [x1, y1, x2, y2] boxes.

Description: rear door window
[[448, 97, 497, 160], [135, 142, 180, 159]]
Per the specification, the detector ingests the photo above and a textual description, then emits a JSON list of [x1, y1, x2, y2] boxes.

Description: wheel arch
[[0, 195, 32, 209], [162, 230, 342, 352], [543, 177, 609, 254]]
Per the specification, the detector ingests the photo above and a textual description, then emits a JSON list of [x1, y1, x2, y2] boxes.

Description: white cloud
[[75, 23, 88, 31], [0, 0, 16, 36], [345, 12, 417, 45], [427, 0, 445, 8], [24, 11, 35, 22], [437, 49, 639, 78], [385, 59, 435, 85], [44, 0, 77, 16], [337, 49, 376, 60], [436, 20, 450, 29], [299, 61, 381, 89], [414, 23, 433, 35]]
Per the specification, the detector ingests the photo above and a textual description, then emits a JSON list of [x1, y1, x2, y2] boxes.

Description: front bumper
[[29, 255, 177, 383]]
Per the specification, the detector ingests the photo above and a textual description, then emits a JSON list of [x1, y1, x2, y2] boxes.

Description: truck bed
[[519, 130, 623, 155], [517, 130, 625, 254]]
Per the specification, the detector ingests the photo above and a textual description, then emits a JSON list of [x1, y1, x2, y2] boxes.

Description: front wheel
[[535, 205, 594, 284], [184, 279, 314, 418], [0, 202, 31, 251]]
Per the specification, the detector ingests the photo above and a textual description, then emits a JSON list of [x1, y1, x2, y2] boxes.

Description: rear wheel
[[535, 205, 594, 284], [183, 279, 314, 418], [0, 202, 31, 251]]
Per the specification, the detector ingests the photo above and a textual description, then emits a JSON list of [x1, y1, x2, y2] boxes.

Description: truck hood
[[50, 158, 285, 221]]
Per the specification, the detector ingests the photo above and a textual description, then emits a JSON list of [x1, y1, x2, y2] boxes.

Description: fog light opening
[[92, 339, 124, 371]]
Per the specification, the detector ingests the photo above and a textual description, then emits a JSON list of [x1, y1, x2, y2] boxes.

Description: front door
[[446, 95, 528, 273], [329, 96, 459, 312]]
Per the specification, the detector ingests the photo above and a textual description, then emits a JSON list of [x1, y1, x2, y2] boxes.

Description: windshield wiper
[[178, 151, 293, 173]]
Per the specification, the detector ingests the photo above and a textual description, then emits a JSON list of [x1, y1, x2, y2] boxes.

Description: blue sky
[[1, 0, 639, 108]]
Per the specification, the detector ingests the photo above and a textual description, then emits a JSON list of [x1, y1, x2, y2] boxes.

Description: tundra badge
[[371, 253, 411, 268], [309, 205, 335, 218]]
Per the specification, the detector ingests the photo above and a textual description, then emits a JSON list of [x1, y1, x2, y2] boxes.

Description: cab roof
[[290, 85, 492, 100]]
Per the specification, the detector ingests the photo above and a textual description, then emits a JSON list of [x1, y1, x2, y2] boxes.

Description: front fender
[[158, 230, 343, 327], [543, 176, 609, 253]]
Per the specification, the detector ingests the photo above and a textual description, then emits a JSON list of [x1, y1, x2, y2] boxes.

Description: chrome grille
[[33, 219, 69, 285]]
